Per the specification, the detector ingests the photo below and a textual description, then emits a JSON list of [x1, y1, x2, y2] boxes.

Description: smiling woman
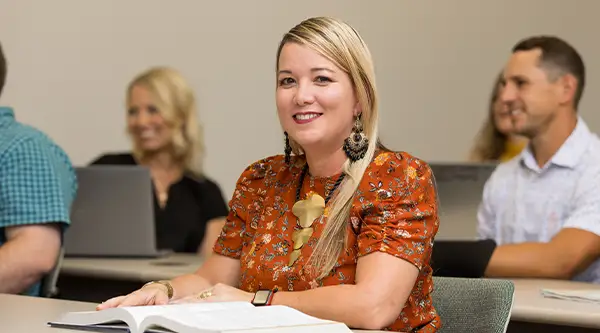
[[469, 73, 528, 163], [89, 67, 229, 256], [97, 17, 441, 333]]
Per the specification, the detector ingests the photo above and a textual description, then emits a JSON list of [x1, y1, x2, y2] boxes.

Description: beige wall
[[0, 0, 598, 199]]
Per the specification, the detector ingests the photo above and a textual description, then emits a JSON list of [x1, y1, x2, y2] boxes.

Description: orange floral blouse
[[214, 151, 441, 332]]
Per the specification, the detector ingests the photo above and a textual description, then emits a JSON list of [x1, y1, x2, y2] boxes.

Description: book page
[[121, 302, 254, 323], [48, 322, 173, 333], [124, 301, 254, 324], [141, 305, 350, 333], [52, 301, 254, 332]]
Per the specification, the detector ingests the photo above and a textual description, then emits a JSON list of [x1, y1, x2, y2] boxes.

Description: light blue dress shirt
[[478, 117, 600, 283]]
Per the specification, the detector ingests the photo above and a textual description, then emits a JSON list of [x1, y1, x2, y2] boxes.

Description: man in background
[[478, 35, 600, 283], [0, 41, 77, 295]]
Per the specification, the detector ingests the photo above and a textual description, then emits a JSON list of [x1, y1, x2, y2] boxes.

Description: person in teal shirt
[[0, 41, 77, 296]]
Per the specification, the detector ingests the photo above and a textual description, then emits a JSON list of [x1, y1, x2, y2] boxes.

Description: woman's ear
[[353, 102, 362, 117]]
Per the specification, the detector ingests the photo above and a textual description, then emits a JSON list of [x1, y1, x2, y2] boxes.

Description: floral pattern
[[214, 151, 441, 332]]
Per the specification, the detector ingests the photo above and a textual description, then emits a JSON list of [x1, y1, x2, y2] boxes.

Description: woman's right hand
[[96, 284, 170, 310]]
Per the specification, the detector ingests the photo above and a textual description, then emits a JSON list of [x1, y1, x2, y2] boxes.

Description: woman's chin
[[292, 137, 322, 149], [136, 142, 170, 154]]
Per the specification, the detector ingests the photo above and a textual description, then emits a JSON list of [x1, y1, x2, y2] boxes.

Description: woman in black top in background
[[91, 67, 228, 256]]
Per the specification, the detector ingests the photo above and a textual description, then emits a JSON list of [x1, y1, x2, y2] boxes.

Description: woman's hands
[[96, 284, 170, 310], [96, 283, 254, 310], [171, 283, 254, 304]]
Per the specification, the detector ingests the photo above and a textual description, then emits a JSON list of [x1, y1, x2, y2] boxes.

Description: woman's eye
[[315, 76, 332, 84], [147, 105, 159, 114], [279, 77, 295, 86], [127, 107, 138, 116]]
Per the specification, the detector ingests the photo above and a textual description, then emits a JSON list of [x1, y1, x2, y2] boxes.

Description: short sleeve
[[0, 137, 77, 228], [357, 152, 440, 271], [213, 157, 274, 259], [562, 168, 600, 237], [200, 179, 229, 222], [476, 176, 497, 240]]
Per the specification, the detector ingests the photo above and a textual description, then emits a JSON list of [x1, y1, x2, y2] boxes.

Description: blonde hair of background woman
[[126, 67, 205, 178], [469, 73, 510, 162], [276, 17, 384, 279]]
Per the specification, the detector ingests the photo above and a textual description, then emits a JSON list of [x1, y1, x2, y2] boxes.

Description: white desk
[[3, 294, 95, 333], [58, 254, 204, 302], [1, 294, 381, 333], [60, 255, 600, 331], [508, 278, 600, 332], [61, 253, 203, 281]]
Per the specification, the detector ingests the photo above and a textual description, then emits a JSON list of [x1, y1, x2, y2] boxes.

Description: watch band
[[266, 287, 278, 306], [143, 280, 174, 299], [252, 287, 279, 306]]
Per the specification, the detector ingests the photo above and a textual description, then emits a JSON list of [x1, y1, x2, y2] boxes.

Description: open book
[[48, 301, 352, 333]]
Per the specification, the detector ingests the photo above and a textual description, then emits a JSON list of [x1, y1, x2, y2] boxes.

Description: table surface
[[1, 293, 380, 333], [510, 278, 600, 328], [61, 253, 204, 281], [61, 254, 600, 328], [3, 294, 96, 333]]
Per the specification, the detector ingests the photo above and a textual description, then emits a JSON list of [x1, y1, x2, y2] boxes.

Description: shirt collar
[[0, 106, 15, 128], [520, 116, 593, 171], [0, 106, 14, 117]]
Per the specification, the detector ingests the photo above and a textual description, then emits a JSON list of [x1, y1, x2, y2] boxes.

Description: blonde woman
[[470, 73, 527, 162], [91, 67, 228, 256], [98, 18, 440, 332]]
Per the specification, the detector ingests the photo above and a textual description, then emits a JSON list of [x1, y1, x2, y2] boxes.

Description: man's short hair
[[512, 36, 585, 109]]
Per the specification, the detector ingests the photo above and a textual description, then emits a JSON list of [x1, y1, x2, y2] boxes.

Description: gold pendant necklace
[[289, 165, 345, 266]]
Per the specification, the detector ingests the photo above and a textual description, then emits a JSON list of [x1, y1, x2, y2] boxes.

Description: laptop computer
[[64, 166, 170, 258], [429, 162, 497, 240], [431, 239, 497, 278]]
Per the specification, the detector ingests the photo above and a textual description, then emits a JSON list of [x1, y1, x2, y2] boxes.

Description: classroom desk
[[57, 254, 204, 302], [59, 254, 600, 332], [507, 278, 600, 333], [61, 253, 203, 281], [1, 294, 382, 333]]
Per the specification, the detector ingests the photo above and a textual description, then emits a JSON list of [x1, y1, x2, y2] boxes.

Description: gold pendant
[[292, 194, 325, 228], [292, 228, 313, 250], [288, 250, 301, 266], [289, 193, 325, 266]]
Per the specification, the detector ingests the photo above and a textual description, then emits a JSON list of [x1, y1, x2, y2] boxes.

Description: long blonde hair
[[127, 67, 204, 178], [469, 73, 510, 162], [276, 17, 381, 278]]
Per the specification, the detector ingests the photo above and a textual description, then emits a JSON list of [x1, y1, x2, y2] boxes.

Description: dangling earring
[[284, 132, 292, 164], [343, 115, 369, 163]]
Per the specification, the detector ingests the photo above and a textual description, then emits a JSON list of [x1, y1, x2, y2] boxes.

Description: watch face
[[253, 290, 270, 304]]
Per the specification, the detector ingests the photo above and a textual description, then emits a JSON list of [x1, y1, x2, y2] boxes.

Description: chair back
[[40, 246, 64, 298], [432, 276, 514, 333]]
